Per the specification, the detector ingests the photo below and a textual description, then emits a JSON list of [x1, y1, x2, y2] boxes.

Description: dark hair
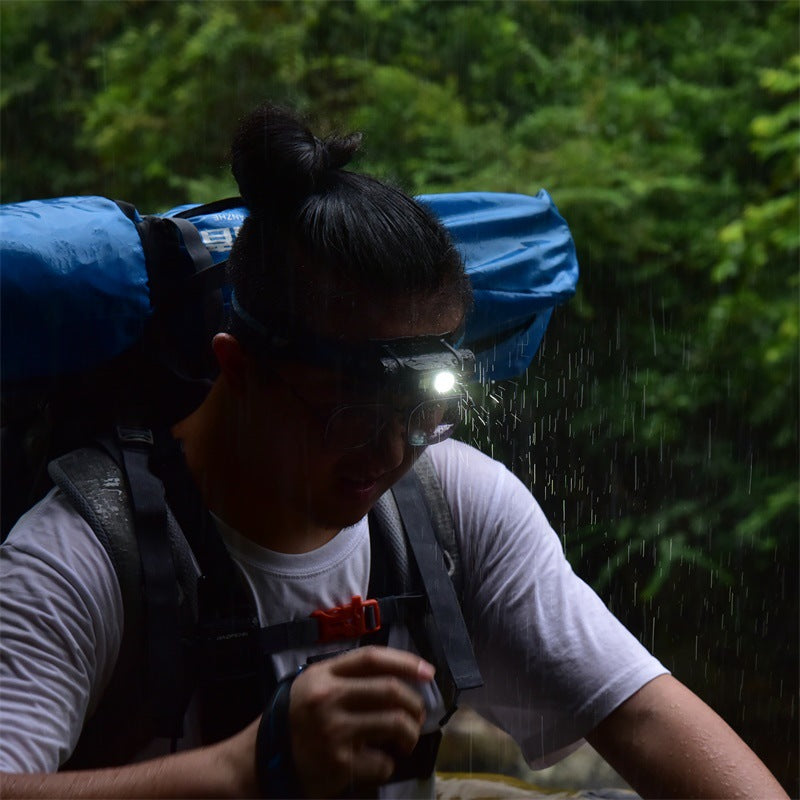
[[227, 103, 471, 337]]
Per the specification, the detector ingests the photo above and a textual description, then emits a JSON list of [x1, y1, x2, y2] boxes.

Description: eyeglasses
[[274, 371, 468, 451]]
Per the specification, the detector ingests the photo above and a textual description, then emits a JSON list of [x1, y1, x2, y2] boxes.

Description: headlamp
[[231, 291, 476, 399], [376, 338, 476, 400]]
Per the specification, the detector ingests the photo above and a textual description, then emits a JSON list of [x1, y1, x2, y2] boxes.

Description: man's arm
[[0, 646, 433, 799], [586, 674, 788, 800], [0, 723, 260, 800]]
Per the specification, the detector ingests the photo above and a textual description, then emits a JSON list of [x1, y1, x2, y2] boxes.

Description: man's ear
[[212, 333, 248, 393]]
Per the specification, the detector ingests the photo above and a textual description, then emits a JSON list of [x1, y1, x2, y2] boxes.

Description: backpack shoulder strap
[[368, 450, 482, 722], [48, 446, 143, 632], [367, 451, 462, 599], [48, 443, 197, 768], [410, 450, 464, 601], [48, 447, 151, 767]]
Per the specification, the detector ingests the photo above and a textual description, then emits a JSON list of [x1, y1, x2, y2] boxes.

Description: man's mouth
[[340, 475, 380, 491]]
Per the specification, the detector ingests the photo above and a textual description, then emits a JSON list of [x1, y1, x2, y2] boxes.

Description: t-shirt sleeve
[[0, 489, 123, 772], [427, 439, 668, 768]]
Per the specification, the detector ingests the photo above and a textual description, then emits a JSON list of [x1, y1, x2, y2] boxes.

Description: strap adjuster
[[311, 595, 381, 643], [116, 425, 154, 446]]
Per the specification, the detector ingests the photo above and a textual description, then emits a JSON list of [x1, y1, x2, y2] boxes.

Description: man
[[0, 104, 787, 798]]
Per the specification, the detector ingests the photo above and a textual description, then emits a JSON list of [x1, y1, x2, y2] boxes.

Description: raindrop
[[650, 314, 657, 356]]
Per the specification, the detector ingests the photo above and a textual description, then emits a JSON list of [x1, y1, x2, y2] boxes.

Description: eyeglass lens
[[325, 395, 465, 450]]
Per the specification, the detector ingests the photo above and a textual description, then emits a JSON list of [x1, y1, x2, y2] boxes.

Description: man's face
[[237, 292, 465, 535]]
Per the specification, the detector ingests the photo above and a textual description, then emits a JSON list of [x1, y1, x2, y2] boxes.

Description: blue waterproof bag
[[0, 190, 578, 387], [419, 192, 578, 380]]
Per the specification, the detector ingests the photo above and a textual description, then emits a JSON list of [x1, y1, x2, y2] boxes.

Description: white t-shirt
[[0, 439, 667, 790]]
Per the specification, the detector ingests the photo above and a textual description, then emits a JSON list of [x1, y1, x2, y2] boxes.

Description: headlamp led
[[432, 370, 457, 395]]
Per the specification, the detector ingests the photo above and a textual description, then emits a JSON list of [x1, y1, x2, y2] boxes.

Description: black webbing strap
[[169, 217, 214, 271], [151, 434, 243, 617], [391, 468, 483, 709], [255, 673, 304, 798], [168, 216, 228, 295], [410, 453, 463, 599], [257, 616, 318, 655], [115, 427, 183, 738], [149, 434, 273, 743], [256, 595, 425, 656], [171, 196, 244, 219]]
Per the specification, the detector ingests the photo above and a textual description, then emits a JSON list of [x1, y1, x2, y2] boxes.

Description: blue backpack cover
[[419, 192, 578, 380], [0, 190, 578, 387]]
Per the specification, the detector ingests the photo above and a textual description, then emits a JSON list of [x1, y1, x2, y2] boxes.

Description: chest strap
[[256, 594, 426, 655]]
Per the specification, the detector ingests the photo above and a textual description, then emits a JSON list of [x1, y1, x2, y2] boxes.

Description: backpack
[[0, 190, 579, 773]]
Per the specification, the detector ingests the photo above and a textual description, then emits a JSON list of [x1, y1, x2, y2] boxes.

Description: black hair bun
[[231, 103, 362, 214]]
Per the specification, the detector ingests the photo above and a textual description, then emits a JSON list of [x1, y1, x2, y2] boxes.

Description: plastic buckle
[[311, 595, 381, 643]]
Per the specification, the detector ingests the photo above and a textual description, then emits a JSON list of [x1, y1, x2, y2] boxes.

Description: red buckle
[[311, 595, 381, 643]]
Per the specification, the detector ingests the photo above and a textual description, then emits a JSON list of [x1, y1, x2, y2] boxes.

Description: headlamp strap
[[231, 290, 473, 380]]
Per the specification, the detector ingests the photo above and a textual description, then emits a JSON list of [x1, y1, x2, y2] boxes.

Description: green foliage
[[76, 1, 315, 208], [0, 0, 131, 197]]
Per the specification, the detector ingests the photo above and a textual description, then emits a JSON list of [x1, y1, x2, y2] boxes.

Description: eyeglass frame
[[270, 368, 470, 452]]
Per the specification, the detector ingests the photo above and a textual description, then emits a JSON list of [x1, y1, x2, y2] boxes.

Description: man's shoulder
[[4, 486, 94, 550], [424, 438, 522, 505], [1, 483, 123, 641], [425, 437, 507, 476], [4, 443, 126, 549], [423, 438, 555, 552]]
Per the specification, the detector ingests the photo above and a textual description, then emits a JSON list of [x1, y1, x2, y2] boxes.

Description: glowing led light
[[432, 370, 456, 394]]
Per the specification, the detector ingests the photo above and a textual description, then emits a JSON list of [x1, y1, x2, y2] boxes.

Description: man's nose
[[368, 411, 407, 470]]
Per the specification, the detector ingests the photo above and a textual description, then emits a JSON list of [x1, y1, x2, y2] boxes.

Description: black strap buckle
[[116, 425, 154, 446]]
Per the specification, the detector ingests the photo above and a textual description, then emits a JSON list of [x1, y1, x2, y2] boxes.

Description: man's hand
[[289, 646, 436, 797], [0, 647, 435, 799]]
